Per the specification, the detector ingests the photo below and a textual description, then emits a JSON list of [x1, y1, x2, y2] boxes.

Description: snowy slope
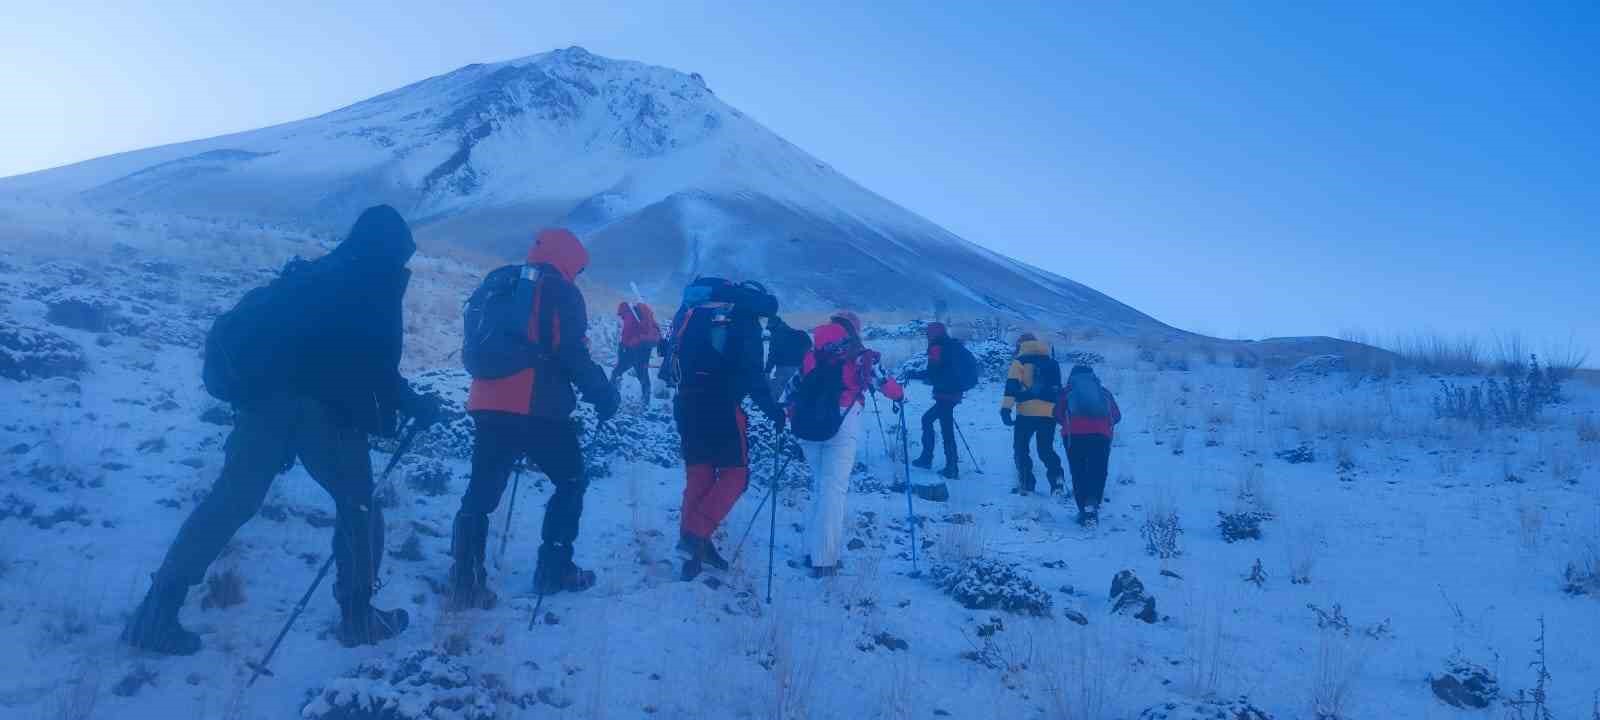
[[3, 224, 1598, 719], [0, 47, 1163, 330]]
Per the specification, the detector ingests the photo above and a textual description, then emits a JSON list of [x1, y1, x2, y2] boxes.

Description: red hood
[[528, 228, 588, 282]]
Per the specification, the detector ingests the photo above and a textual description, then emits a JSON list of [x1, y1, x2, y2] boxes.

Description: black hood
[[330, 205, 415, 266]]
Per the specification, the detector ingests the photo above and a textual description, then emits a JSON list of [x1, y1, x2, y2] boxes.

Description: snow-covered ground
[[2, 219, 1599, 720]]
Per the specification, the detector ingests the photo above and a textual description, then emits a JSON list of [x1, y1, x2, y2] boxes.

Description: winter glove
[[1000, 408, 1014, 427]]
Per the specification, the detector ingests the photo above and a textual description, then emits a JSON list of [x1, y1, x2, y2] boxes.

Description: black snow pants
[[154, 392, 383, 607], [610, 344, 652, 401], [1013, 415, 1062, 491], [919, 398, 959, 465], [462, 411, 588, 568], [1065, 434, 1112, 511]]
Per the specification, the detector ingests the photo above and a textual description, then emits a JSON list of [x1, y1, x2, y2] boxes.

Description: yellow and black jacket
[[1001, 340, 1061, 418]]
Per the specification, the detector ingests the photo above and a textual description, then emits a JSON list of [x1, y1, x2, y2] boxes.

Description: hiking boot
[[123, 575, 201, 656], [681, 556, 703, 582], [911, 456, 933, 470], [447, 513, 497, 611], [1076, 505, 1100, 529], [534, 543, 595, 595], [938, 464, 959, 480], [810, 564, 838, 578], [534, 564, 596, 594], [337, 602, 410, 647], [678, 534, 730, 571]]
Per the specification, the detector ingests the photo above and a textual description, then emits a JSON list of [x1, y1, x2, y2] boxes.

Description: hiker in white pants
[[802, 405, 863, 572], [788, 311, 903, 577]]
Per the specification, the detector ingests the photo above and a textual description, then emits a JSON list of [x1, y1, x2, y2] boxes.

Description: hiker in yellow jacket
[[999, 334, 1065, 495]]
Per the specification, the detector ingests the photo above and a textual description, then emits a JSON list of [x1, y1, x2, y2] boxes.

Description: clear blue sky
[[3, 1, 1596, 357]]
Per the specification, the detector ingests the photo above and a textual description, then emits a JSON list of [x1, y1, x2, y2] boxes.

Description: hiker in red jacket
[[792, 311, 903, 576], [1053, 364, 1122, 527], [453, 228, 619, 608], [668, 279, 785, 580], [612, 301, 660, 405], [912, 322, 963, 479]]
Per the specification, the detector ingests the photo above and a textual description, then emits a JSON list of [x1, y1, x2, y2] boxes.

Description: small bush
[[928, 558, 1053, 617], [1578, 414, 1599, 444], [1218, 511, 1271, 543], [1140, 507, 1183, 560]]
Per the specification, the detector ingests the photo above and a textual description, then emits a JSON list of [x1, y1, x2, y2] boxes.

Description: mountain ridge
[[1, 46, 1170, 333]]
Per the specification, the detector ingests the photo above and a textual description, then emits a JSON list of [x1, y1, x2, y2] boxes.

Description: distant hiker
[[765, 314, 812, 401], [452, 228, 619, 608], [1054, 364, 1122, 527], [668, 278, 785, 580], [911, 322, 977, 480], [1001, 334, 1064, 495], [124, 205, 442, 654], [789, 311, 903, 576], [612, 301, 661, 404]]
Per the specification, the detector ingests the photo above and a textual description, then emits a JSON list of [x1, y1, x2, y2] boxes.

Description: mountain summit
[[1, 47, 1165, 330]]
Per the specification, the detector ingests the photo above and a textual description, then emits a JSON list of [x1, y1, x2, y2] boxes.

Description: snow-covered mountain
[[0, 47, 1163, 330]]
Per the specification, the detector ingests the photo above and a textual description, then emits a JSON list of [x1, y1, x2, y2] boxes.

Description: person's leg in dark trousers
[[936, 400, 959, 472], [293, 397, 405, 646], [631, 350, 652, 401], [450, 411, 529, 608], [1012, 420, 1037, 492], [1067, 434, 1111, 515], [916, 404, 939, 466], [125, 393, 299, 654], [610, 345, 631, 386], [1033, 418, 1064, 491], [526, 417, 592, 593]]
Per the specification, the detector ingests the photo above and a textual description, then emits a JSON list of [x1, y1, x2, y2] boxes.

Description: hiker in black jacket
[[765, 315, 812, 400], [912, 322, 963, 479], [124, 205, 441, 655]]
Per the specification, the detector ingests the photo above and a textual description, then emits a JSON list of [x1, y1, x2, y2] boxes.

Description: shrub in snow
[[43, 287, 121, 332], [862, 320, 928, 341], [0, 319, 87, 381], [1274, 444, 1315, 465], [928, 558, 1053, 617], [576, 403, 684, 480], [1429, 656, 1498, 709], [1060, 350, 1106, 367], [1140, 509, 1183, 559], [401, 457, 455, 497], [1135, 696, 1273, 720], [1217, 511, 1271, 543], [1291, 354, 1347, 377], [301, 649, 532, 720], [1109, 569, 1158, 624]]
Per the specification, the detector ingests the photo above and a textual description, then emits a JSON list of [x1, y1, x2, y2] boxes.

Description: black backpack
[[461, 264, 540, 380], [202, 257, 331, 403], [789, 332, 859, 442], [951, 342, 980, 392], [1019, 355, 1062, 402], [667, 281, 776, 389]]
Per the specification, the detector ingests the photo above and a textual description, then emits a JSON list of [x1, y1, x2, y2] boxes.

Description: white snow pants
[[801, 405, 863, 569]]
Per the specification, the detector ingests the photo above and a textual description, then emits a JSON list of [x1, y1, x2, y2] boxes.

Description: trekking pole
[[730, 429, 802, 564], [496, 464, 523, 569], [955, 420, 985, 475], [896, 404, 920, 577], [766, 432, 787, 604], [868, 390, 893, 461], [248, 421, 423, 687]]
